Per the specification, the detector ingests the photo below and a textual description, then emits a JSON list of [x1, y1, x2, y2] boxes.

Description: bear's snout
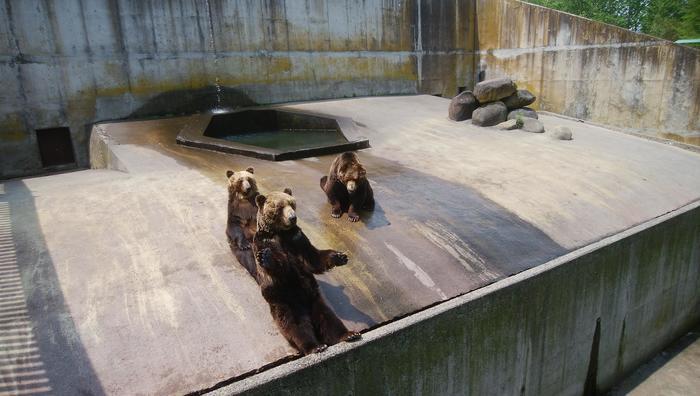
[[284, 206, 297, 226], [346, 180, 357, 193], [241, 179, 251, 192]]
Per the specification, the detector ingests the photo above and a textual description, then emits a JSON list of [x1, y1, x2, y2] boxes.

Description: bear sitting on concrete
[[320, 152, 375, 222], [253, 188, 361, 354], [226, 167, 260, 282]]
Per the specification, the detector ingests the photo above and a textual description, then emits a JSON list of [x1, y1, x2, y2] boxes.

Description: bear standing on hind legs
[[320, 151, 375, 222], [225, 167, 260, 282], [253, 188, 361, 355]]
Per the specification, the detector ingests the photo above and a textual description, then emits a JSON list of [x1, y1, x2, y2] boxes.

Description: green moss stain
[[0, 114, 27, 142]]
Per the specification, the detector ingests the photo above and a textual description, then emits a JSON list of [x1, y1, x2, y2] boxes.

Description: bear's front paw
[[256, 248, 273, 268], [311, 344, 328, 354], [331, 252, 348, 266], [342, 331, 362, 342], [237, 240, 251, 250], [348, 212, 360, 222]]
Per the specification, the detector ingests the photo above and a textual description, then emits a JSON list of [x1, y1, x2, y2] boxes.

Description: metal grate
[[0, 201, 52, 395]]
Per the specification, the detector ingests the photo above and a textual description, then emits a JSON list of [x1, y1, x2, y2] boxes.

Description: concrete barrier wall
[[475, 0, 700, 144], [3, 0, 698, 176], [0, 0, 474, 178], [212, 202, 700, 395]]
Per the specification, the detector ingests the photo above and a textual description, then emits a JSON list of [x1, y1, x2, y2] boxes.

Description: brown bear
[[253, 188, 361, 355], [226, 167, 260, 282], [320, 152, 375, 222]]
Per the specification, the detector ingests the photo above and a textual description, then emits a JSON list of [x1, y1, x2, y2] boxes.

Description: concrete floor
[[2, 95, 700, 394], [609, 326, 700, 395]]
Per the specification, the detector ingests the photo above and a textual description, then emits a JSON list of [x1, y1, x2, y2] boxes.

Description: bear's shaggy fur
[[226, 167, 260, 282], [253, 189, 361, 354], [320, 152, 375, 222]]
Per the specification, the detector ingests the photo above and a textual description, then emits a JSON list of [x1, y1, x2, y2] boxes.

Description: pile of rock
[[449, 77, 544, 132], [448, 78, 574, 140]]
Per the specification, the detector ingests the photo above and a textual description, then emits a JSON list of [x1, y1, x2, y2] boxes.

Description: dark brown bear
[[226, 167, 260, 282], [253, 188, 361, 355], [320, 152, 375, 222]]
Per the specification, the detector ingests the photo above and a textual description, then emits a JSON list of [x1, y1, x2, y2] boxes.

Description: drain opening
[[36, 127, 75, 167]]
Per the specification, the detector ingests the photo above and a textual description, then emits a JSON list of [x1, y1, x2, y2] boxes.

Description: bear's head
[[335, 152, 366, 193], [226, 167, 257, 200], [255, 188, 297, 232]]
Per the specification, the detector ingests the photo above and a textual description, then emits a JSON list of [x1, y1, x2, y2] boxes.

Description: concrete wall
[[212, 202, 700, 395], [476, 0, 700, 143], [0, 0, 474, 179], [3, 0, 699, 178]]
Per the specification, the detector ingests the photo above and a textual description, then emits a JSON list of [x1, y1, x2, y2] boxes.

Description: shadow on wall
[[0, 182, 104, 395], [127, 86, 258, 119]]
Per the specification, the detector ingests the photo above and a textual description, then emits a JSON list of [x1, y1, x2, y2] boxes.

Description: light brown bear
[[253, 188, 361, 355], [226, 167, 260, 282]]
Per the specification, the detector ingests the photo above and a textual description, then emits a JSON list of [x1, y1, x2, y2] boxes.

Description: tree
[[679, 0, 700, 38], [642, 0, 686, 41], [525, 0, 698, 41]]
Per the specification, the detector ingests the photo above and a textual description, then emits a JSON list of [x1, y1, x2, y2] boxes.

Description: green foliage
[[515, 114, 524, 129], [680, 0, 700, 37], [642, 0, 686, 40], [526, 0, 699, 41]]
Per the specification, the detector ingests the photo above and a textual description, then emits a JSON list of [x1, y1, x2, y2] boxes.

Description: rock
[[473, 78, 517, 103], [502, 89, 536, 109], [522, 118, 545, 133], [448, 91, 479, 121], [495, 119, 519, 130], [472, 101, 508, 127], [507, 107, 538, 120], [549, 126, 573, 140]]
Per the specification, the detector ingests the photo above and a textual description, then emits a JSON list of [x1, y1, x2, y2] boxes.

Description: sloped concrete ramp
[[2, 96, 700, 394]]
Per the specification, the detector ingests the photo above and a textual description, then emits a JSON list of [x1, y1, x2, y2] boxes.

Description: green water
[[220, 129, 348, 150]]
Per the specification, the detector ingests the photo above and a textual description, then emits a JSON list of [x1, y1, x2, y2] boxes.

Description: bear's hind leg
[[273, 306, 326, 355], [312, 298, 361, 345]]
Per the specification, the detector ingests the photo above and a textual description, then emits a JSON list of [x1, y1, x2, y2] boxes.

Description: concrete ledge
[[209, 200, 700, 395]]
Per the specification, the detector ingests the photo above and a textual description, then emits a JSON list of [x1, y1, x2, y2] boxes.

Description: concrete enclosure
[[0, 0, 473, 178], [219, 203, 700, 395], [476, 0, 700, 144], [1, 0, 699, 178]]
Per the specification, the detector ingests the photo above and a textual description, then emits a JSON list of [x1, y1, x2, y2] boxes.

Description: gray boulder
[[507, 107, 538, 120], [473, 78, 517, 103], [472, 101, 508, 127], [502, 89, 536, 109], [522, 118, 545, 133], [549, 126, 573, 140], [448, 91, 479, 121], [495, 119, 519, 130]]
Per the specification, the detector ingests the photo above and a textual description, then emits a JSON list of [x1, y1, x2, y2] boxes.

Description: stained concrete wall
[[475, 0, 700, 144], [0, 0, 474, 179], [3, 0, 699, 178], [213, 202, 700, 395]]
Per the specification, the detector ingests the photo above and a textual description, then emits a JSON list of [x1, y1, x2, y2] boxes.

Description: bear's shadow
[[360, 202, 390, 230], [318, 280, 375, 328]]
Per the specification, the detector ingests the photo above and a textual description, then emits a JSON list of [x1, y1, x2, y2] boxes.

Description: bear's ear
[[246, 167, 254, 174], [283, 188, 293, 196], [255, 194, 267, 208], [226, 170, 234, 178]]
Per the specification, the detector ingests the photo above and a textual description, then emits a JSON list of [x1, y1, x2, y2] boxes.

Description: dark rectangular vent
[[36, 127, 75, 167]]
